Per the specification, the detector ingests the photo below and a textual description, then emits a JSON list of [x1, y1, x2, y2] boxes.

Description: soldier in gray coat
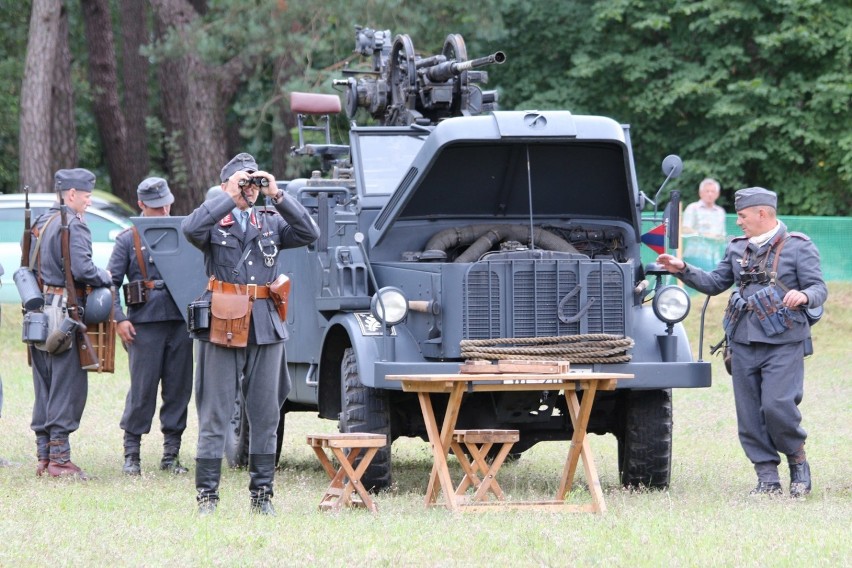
[[29, 169, 112, 478], [657, 187, 827, 497], [108, 178, 193, 476], [182, 153, 320, 515]]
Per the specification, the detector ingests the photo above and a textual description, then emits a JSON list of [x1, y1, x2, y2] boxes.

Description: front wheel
[[338, 347, 392, 491], [616, 389, 673, 489]]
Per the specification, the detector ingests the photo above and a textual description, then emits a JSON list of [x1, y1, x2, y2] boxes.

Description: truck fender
[[315, 313, 421, 417]]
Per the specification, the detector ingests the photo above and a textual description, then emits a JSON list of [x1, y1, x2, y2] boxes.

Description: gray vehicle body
[[139, 107, 711, 487]]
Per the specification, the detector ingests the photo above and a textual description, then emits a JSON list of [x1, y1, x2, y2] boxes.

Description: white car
[[0, 191, 133, 304]]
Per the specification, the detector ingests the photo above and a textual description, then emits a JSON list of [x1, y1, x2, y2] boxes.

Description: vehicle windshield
[[357, 133, 425, 195]]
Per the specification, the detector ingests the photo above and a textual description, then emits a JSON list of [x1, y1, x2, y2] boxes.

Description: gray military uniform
[[31, 204, 111, 461], [182, 191, 320, 459], [107, 227, 193, 457], [677, 221, 827, 478]]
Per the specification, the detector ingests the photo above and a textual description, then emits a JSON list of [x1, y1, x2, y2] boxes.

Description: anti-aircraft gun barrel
[[422, 51, 506, 83]]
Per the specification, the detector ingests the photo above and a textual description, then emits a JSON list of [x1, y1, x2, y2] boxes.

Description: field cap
[[55, 168, 96, 192], [220, 152, 258, 182], [137, 177, 174, 208], [735, 187, 777, 211]]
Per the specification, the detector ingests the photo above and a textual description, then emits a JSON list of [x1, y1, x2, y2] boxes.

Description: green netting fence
[[641, 215, 852, 282]]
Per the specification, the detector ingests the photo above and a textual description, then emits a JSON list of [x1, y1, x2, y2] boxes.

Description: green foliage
[[487, 0, 852, 215], [2, 1, 848, 213], [0, 3, 30, 193]]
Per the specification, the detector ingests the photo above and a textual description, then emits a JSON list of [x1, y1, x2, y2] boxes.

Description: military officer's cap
[[137, 177, 174, 208], [54, 168, 96, 192], [219, 152, 259, 182], [735, 187, 777, 211]]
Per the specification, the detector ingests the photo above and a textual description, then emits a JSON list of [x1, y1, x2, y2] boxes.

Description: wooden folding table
[[387, 371, 632, 513]]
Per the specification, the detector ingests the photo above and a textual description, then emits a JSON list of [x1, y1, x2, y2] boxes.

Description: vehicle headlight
[[652, 285, 690, 324], [370, 286, 408, 326]]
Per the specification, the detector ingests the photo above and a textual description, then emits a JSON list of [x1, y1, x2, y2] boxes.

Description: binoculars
[[238, 177, 270, 188]]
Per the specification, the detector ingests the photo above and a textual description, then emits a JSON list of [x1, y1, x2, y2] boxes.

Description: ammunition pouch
[[269, 274, 291, 321], [209, 291, 252, 348], [187, 299, 211, 333], [123, 280, 149, 306], [739, 271, 769, 285], [722, 291, 746, 336], [746, 286, 792, 337], [122, 279, 165, 306]]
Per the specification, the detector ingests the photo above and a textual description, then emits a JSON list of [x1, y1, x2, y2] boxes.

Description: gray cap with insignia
[[137, 177, 174, 208], [219, 152, 259, 182], [734, 187, 777, 211], [54, 168, 96, 192]]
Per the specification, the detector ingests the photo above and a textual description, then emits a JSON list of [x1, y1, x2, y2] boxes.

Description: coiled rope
[[460, 334, 634, 364]]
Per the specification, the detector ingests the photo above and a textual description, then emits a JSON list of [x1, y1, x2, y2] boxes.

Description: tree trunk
[[150, 0, 233, 214], [80, 0, 133, 202], [19, 0, 61, 193], [50, 5, 78, 175], [120, 0, 151, 199]]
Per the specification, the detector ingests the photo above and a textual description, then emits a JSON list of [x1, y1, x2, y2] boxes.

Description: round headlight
[[370, 286, 408, 326], [652, 285, 690, 324]]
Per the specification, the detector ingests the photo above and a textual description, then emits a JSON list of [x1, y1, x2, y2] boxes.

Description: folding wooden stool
[[306, 433, 387, 512], [450, 429, 519, 502]]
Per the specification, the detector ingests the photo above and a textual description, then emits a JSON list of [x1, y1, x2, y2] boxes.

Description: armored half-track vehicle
[[139, 27, 710, 491]]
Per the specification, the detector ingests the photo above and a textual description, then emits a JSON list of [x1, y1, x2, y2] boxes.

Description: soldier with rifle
[[107, 177, 193, 476], [27, 169, 111, 478]]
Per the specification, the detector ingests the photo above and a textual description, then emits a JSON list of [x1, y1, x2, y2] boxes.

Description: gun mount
[[340, 26, 505, 126]]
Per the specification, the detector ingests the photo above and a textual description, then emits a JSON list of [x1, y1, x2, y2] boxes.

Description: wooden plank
[[495, 360, 570, 374], [459, 359, 496, 374]]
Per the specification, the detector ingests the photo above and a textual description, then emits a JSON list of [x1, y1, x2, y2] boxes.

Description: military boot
[[123, 454, 142, 476], [161, 443, 188, 474], [35, 434, 49, 477], [248, 454, 276, 516], [787, 446, 811, 498], [196, 458, 222, 515], [46, 439, 89, 480]]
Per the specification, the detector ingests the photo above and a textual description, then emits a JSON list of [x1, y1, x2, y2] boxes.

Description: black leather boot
[[248, 454, 276, 516], [789, 460, 812, 498], [161, 448, 189, 474], [196, 458, 222, 515], [123, 453, 141, 476]]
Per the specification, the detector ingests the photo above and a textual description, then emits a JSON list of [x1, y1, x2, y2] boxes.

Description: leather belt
[[43, 285, 88, 296], [207, 278, 270, 299], [142, 280, 165, 289]]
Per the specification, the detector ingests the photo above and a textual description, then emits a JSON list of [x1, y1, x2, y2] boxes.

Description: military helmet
[[83, 286, 113, 324]]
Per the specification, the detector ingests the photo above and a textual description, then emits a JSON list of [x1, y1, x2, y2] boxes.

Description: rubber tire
[[617, 389, 673, 489], [338, 347, 392, 491], [224, 394, 285, 469]]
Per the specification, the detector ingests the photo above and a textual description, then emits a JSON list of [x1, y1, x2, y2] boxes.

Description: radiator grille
[[463, 259, 626, 339]]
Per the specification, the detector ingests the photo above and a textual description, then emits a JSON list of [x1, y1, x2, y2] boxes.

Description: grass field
[[1, 284, 850, 566]]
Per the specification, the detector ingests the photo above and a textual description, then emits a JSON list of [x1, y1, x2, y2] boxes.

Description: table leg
[[419, 382, 465, 510], [556, 383, 600, 506]]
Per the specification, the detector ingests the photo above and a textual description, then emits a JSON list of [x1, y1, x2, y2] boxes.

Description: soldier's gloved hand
[[117, 320, 136, 344]]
